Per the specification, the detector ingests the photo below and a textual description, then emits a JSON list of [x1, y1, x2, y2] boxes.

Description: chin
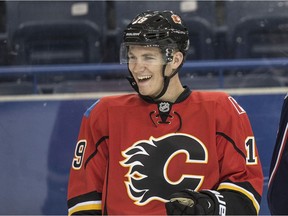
[[139, 90, 152, 97], [139, 92, 149, 96], [139, 88, 160, 98]]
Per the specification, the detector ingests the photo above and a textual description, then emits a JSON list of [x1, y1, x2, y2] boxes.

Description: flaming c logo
[[120, 133, 208, 206], [171, 14, 182, 24]]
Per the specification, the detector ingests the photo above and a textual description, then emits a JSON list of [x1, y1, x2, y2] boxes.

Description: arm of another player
[[267, 94, 288, 214]]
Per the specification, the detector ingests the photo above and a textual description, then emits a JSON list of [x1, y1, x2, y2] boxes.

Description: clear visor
[[120, 42, 175, 65]]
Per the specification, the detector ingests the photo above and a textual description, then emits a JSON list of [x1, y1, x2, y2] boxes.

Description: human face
[[128, 45, 165, 97]]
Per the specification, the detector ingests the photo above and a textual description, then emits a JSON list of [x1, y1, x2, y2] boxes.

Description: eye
[[144, 55, 156, 61], [146, 56, 155, 59], [128, 55, 136, 63]]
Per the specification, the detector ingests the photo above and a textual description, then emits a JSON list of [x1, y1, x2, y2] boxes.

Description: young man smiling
[[67, 10, 263, 215], [127, 45, 184, 102]]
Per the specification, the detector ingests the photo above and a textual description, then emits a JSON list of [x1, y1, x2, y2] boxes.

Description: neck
[[157, 77, 184, 103]]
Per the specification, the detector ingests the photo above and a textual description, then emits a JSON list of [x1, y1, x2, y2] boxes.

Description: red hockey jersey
[[67, 88, 263, 215]]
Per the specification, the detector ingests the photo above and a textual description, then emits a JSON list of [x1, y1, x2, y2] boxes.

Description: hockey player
[[267, 93, 288, 214], [67, 10, 263, 215]]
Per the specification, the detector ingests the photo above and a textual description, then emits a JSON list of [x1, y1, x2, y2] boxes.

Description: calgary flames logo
[[171, 14, 182, 24], [120, 133, 208, 206]]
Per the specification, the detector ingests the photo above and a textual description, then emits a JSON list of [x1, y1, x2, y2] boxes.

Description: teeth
[[138, 75, 152, 81]]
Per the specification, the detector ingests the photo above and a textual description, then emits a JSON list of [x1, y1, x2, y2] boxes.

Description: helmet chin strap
[[127, 62, 183, 101], [153, 64, 174, 100]]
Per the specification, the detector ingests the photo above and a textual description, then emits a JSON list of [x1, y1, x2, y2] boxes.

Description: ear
[[171, 51, 184, 69]]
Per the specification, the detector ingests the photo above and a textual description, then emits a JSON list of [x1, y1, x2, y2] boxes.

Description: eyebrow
[[128, 51, 158, 57]]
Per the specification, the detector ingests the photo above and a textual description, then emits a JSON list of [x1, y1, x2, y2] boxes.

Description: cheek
[[152, 65, 164, 76], [128, 64, 134, 72]]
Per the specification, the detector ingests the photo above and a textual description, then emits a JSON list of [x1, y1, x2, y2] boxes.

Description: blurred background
[[0, 0, 288, 215]]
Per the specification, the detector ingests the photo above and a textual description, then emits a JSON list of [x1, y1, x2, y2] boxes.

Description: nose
[[129, 61, 145, 73]]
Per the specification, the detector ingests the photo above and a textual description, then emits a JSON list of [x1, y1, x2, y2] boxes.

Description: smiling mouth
[[137, 75, 152, 82]]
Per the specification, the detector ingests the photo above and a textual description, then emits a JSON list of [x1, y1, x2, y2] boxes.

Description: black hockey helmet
[[120, 10, 190, 63], [121, 10, 189, 100]]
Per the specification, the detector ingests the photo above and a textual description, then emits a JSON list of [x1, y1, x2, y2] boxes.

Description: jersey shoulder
[[190, 91, 230, 102], [190, 91, 246, 115], [84, 93, 140, 117]]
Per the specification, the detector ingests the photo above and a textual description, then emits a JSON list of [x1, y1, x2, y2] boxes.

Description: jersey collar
[[140, 86, 191, 104]]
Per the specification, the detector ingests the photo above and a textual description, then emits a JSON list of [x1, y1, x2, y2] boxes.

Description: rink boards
[[0, 88, 287, 215]]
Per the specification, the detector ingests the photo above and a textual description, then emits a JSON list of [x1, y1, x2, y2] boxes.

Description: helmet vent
[[123, 10, 190, 55], [145, 32, 167, 40]]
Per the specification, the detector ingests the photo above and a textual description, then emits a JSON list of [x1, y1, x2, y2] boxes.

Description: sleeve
[[267, 94, 288, 215], [212, 93, 263, 215], [67, 99, 109, 215]]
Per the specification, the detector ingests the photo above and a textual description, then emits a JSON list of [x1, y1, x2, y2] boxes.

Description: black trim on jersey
[[220, 189, 257, 215], [103, 159, 110, 215], [70, 209, 101, 215], [140, 86, 191, 104], [84, 136, 109, 169], [223, 179, 262, 205], [67, 191, 102, 208], [216, 132, 246, 159], [174, 86, 191, 103]]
